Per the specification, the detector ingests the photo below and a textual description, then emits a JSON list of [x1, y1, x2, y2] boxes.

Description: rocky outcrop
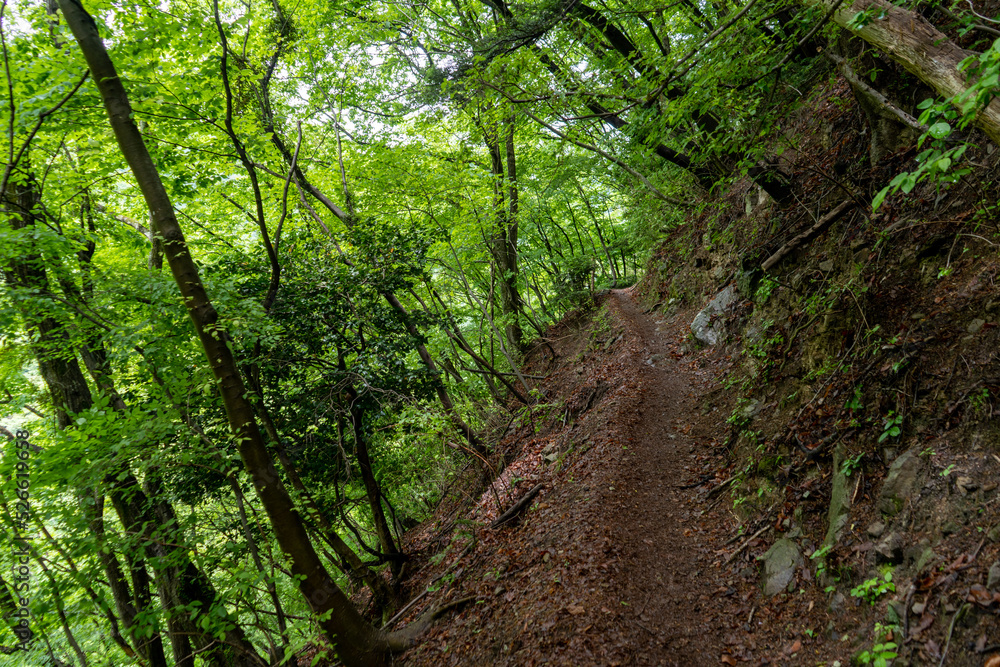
[[691, 286, 739, 346]]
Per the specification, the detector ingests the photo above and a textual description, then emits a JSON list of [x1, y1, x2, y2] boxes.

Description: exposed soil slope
[[393, 289, 761, 666]]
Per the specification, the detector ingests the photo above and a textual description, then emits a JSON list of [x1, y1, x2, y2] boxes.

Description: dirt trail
[[600, 289, 734, 665], [401, 289, 748, 667]]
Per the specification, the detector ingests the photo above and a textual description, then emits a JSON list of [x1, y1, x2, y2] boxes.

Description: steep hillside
[[633, 71, 1000, 664], [386, 51, 1000, 667]]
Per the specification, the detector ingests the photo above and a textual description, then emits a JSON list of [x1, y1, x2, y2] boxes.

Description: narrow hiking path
[[603, 289, 735, 665], [401, 288, 769, 667]]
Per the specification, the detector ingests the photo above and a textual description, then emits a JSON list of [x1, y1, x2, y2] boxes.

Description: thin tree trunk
[[347, 400, 402, 578], [254, 402, 396, 612], [37, 560, 88, 667], [56, 1, 394, 663], [574, 182, 619, 282]]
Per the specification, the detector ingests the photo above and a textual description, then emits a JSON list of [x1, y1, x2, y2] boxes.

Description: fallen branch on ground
[[761, 200, 855, 272], [706, 474, 737, 498], [491, 484, 544, 528], [724, 525, 772, 566]]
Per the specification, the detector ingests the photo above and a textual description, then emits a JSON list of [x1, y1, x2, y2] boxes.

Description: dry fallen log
[[761, 200, 855, 272], [826, 52, 927, 134], [491, 484, 544, 528]]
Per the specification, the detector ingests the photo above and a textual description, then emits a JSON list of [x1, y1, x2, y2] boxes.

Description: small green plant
[[726, 398, 753, 429], [940, 463, 956, 477], [841, 454, 863, 477], [855, 641, 898, 667], [428, 571, 456, 592], [855, 623, 898, 667], [969, 388, 991, 415], [754, 277, 778, 304], [810, 544, 834, 579], [844, 385, 864, 411], [919, 447, 936, 457], [877, 411, 903, 444], [850, 570, 895, 605], [846, 6, 887, 30]]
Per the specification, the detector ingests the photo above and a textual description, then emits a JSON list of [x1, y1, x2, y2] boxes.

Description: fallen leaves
[[966, 584, 1000, 608]]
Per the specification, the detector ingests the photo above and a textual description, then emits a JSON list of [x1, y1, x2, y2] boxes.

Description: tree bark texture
[[801, 0, 1000, 144]]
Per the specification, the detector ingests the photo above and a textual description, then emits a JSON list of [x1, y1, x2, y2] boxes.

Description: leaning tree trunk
[[56, 1, 392, 664], [348, 400, 403, 579], [800, 0, 1000, 144]]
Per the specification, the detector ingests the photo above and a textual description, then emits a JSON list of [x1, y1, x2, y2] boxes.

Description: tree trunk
[[800, 0, 1000, 144], [491, 117, 524, 353], [348, 400, 402, 578], [56, 1, 392, 663]]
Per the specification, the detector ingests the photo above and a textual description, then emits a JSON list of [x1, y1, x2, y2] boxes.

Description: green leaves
[[927, 121, 951, 139]]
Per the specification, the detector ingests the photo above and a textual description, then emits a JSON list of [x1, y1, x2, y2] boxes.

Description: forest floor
[[390, 289, 849, 666]]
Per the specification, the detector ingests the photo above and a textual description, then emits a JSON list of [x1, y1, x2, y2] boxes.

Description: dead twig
[[724, 525, 772, 565], [939, 603, 968, 667], [491, 484, 544, 528], [706, 474, 737, 498], [382, 590, 428, 631], [383, 542, 476, 631], [676, 473, 714, 490], [902, 583, 915, 644]]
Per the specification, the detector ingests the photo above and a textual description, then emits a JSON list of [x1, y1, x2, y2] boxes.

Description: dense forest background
[[0, 0, 997, 664]]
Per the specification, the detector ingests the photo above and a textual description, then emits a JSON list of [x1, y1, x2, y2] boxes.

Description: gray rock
[[878, 449, 925, 516], [886, 600, 905, 624], [867, 521, 886, 538], [911, 602, 926, 615], [828, 591, 847, 615], [968, 318, 986, 334], [875, 532, 904, 564], [824, 445, 852, 546], [691, 285, 739, 346], [761, 538, 803, 596], [739, 399, 763, 420], [988, 561, 1000, 589], [819, 259, 835, 272]]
